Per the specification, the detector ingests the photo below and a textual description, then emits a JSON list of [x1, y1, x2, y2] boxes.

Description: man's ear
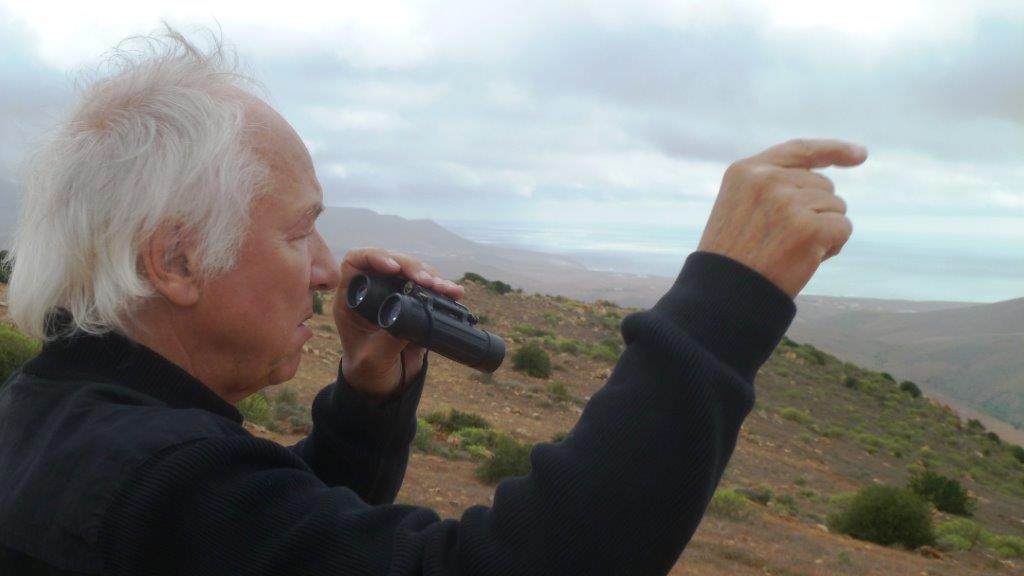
[[140, 223, 201, 307]]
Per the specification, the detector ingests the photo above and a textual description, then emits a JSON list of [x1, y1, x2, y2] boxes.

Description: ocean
[[438, 219, 1024, 304]]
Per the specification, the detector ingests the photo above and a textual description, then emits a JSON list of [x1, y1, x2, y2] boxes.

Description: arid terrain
[[2, 278, 1022, 576]]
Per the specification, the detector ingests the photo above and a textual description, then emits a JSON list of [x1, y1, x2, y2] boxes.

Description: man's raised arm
[[102, 139, 866, 576]]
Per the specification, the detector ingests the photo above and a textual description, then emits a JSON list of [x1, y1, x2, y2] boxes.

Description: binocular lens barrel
[[379, 293, 505, 373], [347, 274, 388, 310], [347, 273, 506, 373]]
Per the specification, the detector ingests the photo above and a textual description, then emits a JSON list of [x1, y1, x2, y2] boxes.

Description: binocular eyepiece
[[347, 273, 505, 373]]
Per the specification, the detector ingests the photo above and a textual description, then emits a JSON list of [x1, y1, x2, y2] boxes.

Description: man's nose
[[310, 231, 340, 291]]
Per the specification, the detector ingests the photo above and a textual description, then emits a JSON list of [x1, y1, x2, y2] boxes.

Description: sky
[[0, 0, 1022, 301]]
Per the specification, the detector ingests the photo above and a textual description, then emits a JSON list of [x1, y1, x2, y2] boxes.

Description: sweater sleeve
[[100, 252, 795, 576], [287, 357, 428, 504]]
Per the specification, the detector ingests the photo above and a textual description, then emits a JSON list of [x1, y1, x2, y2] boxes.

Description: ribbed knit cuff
[[325, 355, 429, 436], [650, 251, 796, 380]]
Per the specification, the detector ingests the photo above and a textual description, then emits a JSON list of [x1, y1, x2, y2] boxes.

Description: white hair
[[9, 27, 269, 341]]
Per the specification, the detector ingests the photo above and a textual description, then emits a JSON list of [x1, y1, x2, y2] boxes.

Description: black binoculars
[[347, 273, 506, 373]]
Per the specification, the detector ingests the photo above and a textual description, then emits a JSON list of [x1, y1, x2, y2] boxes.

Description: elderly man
[[0, 30, 864, 575]]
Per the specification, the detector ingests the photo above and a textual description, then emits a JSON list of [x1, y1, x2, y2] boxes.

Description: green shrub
[[937, 534, 972, 552], [780, 407, 813, 425], [237, 391, 273, 427], [413, 418, 438, 453], [271, 388, 312, 434], [312, 291, 324, 315], [591, 313, 622, 332], [425, 408, 491, 434], [823, 426, 847, 439], [908, 470, 973, 516], [881, 372, 895, 382], [475, 435, 532, 484], [0, 325, 40, 385], [844, 376, 860, 389], [514, 324, 552, 338], [276, 388, 298, 405], [512, 342, 552, 378], [985, 431, 1001, 444], [935, 518, 990, 552], [799, 344, 828, 365], [546, 382, 570, 402], [0, 250, 11, 284], [488, 280, 513, 295], [544, 336, 586, 356], [550, 431, 568, 443], [991, 535, 1024, 559], [966, 419, 985, 432], [465, 444, 492, 461], [735, 485, 773, 506], [588, 337, 623, 362], [827, 485, 935, 549], [452, 427, 511, 451], [458, 272, 513, 294], [1012, 445, 1024, 464], [707, 488, 753, 520], [773, 493, 798, 516], [899, 381, 922, 398]]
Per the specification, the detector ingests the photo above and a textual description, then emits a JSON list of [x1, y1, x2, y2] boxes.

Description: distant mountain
[[792, 294, 971, 326], [789, 297, 1024, 435], [316, 206, 676, 307]]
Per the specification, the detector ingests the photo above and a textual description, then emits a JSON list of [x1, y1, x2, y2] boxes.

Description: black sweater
[[0, 252, 794, 575]]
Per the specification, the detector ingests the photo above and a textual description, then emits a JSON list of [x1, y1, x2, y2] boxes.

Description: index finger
[[755, 139, 868, 169], [341, 247, 464, 301], [340, 247, 403, 280]]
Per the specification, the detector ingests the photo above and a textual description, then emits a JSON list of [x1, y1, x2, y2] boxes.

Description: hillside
[[238, 279, 1023, 575], [789, 297, 1024, 436], [3, 279, 1024, 575]]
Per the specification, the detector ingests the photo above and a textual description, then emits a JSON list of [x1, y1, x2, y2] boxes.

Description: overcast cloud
[[0, 0, 1021, 299]]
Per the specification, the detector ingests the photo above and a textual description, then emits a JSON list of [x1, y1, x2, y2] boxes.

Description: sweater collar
[[24, 323, 243, 424]]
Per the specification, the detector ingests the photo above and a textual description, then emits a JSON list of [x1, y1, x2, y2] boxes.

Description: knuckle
[[840, 215, 854, 236], [819, 174, 835, 193], [787, 138, 812, 158], [343, 246, 371, 261], [746, 165, 780, 199], [834, 195, 848, 214], [724, 159, 751, 182]]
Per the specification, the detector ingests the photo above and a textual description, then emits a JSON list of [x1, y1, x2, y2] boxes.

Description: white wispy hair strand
[[9, 26, 269, 341]]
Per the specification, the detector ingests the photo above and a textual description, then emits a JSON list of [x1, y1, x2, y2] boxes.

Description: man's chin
[[268, 348, 305, 387]]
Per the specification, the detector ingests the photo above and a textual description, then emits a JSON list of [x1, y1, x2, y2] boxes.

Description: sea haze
[[439, 219, 1024, 304]]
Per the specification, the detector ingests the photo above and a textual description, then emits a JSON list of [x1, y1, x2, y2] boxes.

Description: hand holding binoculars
[[347, 273, 506, 373]]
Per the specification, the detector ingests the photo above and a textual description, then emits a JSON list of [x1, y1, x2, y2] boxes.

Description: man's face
[[188, 98, 340, 399]]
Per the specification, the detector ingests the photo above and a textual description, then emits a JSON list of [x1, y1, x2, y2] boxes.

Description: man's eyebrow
[[299, 203, 325, 222]]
